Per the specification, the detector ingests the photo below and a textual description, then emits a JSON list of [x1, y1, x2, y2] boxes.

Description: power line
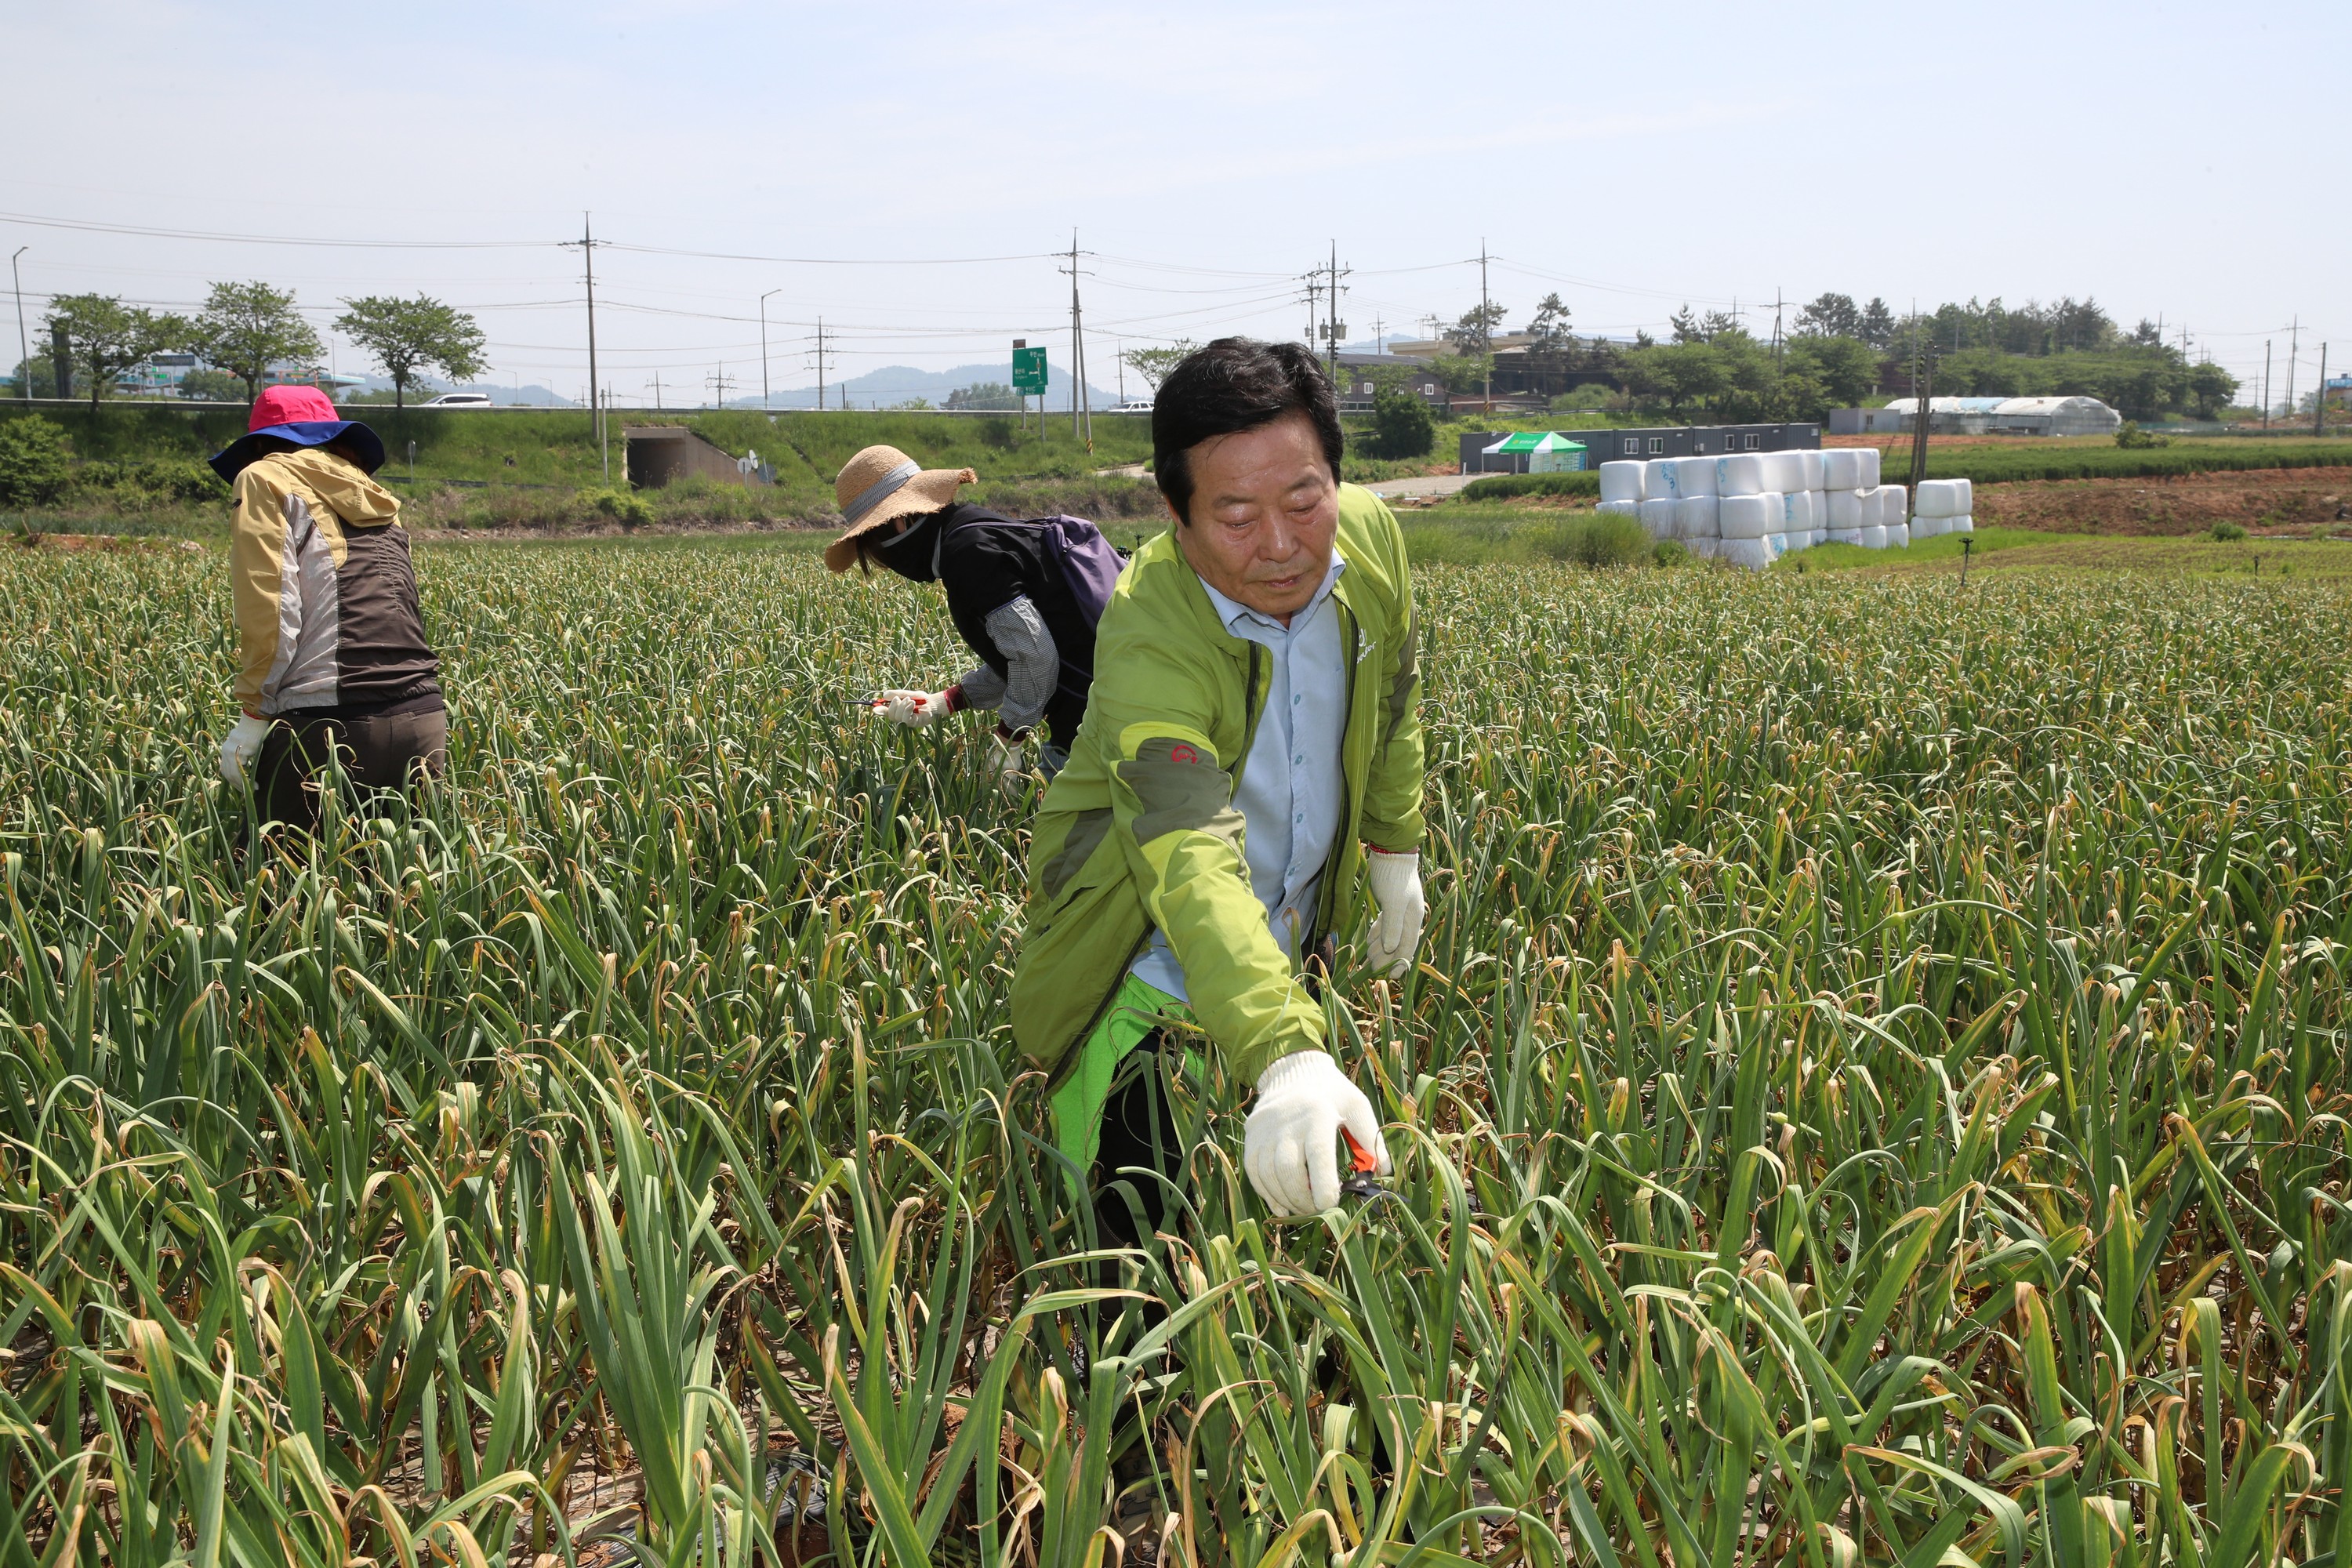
[[606, 241, 1054, 266], [0, 208, 557, 249]]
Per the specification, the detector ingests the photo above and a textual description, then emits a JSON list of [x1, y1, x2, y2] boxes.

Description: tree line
[[13, 283, 488, 411], [1415, 289, 2241, 423]]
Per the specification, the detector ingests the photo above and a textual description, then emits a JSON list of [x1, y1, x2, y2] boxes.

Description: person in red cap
[[209, 387, 447, 833]]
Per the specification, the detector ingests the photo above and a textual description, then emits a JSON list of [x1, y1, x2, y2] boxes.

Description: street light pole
[[9, 247, 27, 401], [760, 289, 781, 411]]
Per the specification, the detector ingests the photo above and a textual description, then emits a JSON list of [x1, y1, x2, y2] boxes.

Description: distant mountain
[[721, 361, 1130, 412], [336, 369, 579, 407]]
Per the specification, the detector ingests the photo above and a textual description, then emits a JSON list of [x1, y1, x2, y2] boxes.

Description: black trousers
[[256, 706, 448, 833], [1091, 1029, 1189, 1252], [1090, 946, 1331, 1250]]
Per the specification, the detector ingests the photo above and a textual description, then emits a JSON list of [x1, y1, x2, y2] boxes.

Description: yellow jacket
[[230, 449, 440, 717]]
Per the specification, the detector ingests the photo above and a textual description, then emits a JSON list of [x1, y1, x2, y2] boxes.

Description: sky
[[5, 0, 2345, 407]]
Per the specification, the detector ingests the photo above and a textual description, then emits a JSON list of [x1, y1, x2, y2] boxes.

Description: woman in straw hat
[[829, 444, 1119, 789]]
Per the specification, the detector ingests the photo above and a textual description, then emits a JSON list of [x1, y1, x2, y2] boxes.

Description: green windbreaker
[[1009, 482, 1425, 1088]]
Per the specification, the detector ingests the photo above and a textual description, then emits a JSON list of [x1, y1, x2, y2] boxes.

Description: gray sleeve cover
[[984, 595, 1059, 732], [956, 662, 1006, 710]]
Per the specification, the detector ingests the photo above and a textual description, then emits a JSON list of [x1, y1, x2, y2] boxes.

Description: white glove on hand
[[1243, 1050, 1390, 1217], [218, 716, 270, 785], [880, 688, 956, 728], [987, 729, 1027, 797], [1364, 849, 1425, 978]]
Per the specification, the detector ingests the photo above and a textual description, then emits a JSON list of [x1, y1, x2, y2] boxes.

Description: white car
[[420, 392, 494, 408], [1112, 400, 1153, 414]]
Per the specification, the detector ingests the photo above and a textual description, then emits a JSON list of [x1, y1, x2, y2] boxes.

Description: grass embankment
[[0, 402, 1165, 532], [4, 535, 2347, 1562]]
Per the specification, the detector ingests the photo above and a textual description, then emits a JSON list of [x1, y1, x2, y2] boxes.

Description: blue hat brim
[[209, 419, 387, 485]]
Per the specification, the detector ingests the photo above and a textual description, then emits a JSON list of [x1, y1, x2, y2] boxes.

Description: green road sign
[[1012, 346, 1048, 395]]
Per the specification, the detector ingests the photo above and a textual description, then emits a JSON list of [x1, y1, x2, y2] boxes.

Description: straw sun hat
[[824, 445, 977, 572]]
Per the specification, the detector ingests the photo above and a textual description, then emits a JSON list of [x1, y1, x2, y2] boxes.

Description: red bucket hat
[[208, 384, 386, 484], [247, 385, 341, 429]]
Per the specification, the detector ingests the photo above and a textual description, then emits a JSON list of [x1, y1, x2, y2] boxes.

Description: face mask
[[873, 509, 947, 582]]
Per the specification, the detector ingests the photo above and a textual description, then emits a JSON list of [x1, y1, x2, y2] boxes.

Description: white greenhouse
[[1862, 396, 2122, 437]]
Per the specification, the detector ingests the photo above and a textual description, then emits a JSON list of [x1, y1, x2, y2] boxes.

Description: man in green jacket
[[1010, 338, 1426, 1232]]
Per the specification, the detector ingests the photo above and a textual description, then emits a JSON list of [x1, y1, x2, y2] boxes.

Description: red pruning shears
[[1340, 1127, 1388, 1204]]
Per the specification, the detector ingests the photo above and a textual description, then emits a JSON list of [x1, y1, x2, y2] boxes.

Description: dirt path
[[1974, 466, 2352, 536]]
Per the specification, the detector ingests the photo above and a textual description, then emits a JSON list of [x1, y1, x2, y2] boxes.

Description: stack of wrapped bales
[[1908, 478, 1974, 539], [1598, 446, 1951, 569]]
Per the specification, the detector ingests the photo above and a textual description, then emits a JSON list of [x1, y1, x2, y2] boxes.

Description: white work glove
[[1364, 849, 1425, 978], [218, 715, 270, 785], [987, 728, 1027, 797], [878, 687, 957, 728], [1243, 1050, 1391, 1217]]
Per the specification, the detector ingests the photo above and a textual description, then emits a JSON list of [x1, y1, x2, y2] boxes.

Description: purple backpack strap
[[1037, 514, 1125, 625]]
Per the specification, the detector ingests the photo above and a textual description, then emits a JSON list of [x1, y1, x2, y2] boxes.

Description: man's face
[[1171, 412, 1338, 624]]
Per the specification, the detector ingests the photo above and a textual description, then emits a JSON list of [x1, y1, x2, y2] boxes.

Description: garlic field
[[3, 535, 2348, 1567]]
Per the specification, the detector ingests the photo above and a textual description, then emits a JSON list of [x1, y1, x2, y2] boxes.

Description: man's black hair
[[1152, 338, 1344, 524]]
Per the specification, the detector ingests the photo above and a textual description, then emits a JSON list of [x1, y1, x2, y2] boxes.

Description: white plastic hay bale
[[1678, 495, 1721, 539], [1825, 489, 1864, 531], [1759, 452, 1798, 493], [1951, 477, 1972, 511], [1715, 453, 1765, 495], [1675, 455, 1719, 496], [1915, 478, 1965, 517], [1910, 514, 1944, 539], [1823, 448, 1864, 488], [1766, 533, 1789, 560], [1599, 461, 1646, 504], [1639, 496, 1679, 539], [1858, 524, 1889, 550], [1828, 529, 1864, 547], [1880, 484, 1906, 524], [1720, 537, 1772, 571], [1794, 490, 1820, 531], [1688, 536, 1721, 560], [1809, 528, 1829, 549], [1951, 514, 1973, 535], [1719, 492, 1773, 540], [1856, 446, 1881, 488], [1597, 499, 1639, 518], [1646, 458, 1682, 499], [1885, 521, 1911, 549], [1795, 450, 1828, 491]]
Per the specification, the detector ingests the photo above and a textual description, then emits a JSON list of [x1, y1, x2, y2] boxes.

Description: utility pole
[[653, 370, 663, 412], [1479, 238, 1492, 416], [9, 246, 27, 401], [1303, 270, 1323, 347], [562, 214, 609, 483], [1063, 230, 1092, 450], [1772, 289, 1784, 375], [2317, 344, 2330, 437], [759, 289, 781, 410], [708, 362, 735, 409], [2285, 316, 2299, 426], [814, 318, 829, 411], [2263, 340, 2272, 429], [1323, 238, 1350, 383], [1905, 306, 1933, 526]]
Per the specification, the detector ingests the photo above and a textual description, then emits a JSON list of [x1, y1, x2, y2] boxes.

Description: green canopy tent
[[1481, 430, 1588, 473]]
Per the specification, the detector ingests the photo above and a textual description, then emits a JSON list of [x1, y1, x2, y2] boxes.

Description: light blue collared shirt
[[1132, 549, 1350, 1003]]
